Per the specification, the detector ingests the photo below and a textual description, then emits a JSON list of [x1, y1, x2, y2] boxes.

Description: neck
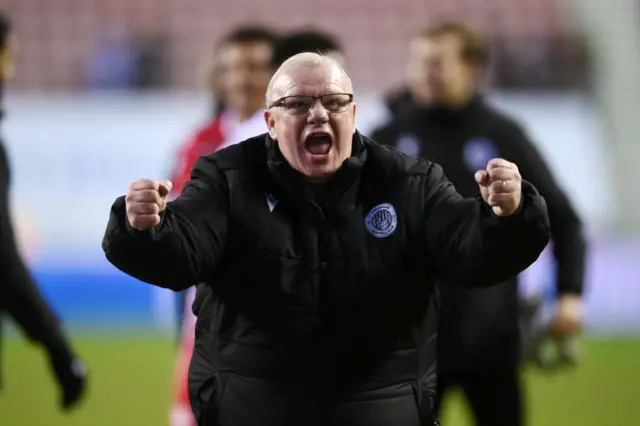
[[414, 87, 475, 111], [440, 90, 474, 109], [237, 108, 260, 122], [307, 175, 332, 185], [0, 81, 4, 121]]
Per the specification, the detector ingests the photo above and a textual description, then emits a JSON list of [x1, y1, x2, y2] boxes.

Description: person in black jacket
[[102, 52, 550, 426], [371, 21, 586, 426], [272, 29, 346, 69], [0, 11, 87, 410]]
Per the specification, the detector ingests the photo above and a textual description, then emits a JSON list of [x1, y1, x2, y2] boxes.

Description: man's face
[[0, 34, 18, 82], [206, 55, 224, 101], [218, 41, 273, 118], [264, 62, 356, 182], [406, 34, 474, 106]]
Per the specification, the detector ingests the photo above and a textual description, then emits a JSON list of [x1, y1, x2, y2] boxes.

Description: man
[[0, 11, 87, 410], [371, 22, 586, 426], [168, 25, 277, 426], [272, 29, 346, 69], [102, 52, 551, 426]]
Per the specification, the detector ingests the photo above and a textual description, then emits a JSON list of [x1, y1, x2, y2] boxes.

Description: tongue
[[306, 139, 331, 155]]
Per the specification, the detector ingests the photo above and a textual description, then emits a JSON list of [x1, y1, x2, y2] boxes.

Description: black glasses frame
[[268, 93, 354, 115]]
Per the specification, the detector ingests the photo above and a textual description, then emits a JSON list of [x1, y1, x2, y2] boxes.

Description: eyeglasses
[[268, 93, 353, 115]]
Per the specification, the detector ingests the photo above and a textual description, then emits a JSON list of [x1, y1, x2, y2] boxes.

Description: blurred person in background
[[0, 11, 87, 411], [205, 53, 227, 119], [168, 24, 277, 426], [86, 26, 139, 89], [103, 51, 551, 426], [271, 28, 346, 69], [371, 21, 587, 426]]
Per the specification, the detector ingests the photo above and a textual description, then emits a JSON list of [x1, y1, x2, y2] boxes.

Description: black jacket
[[371, 94, 586, 372], [102, 133, 550, 426]]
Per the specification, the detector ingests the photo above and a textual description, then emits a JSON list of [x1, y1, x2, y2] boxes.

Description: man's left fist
[[475, 158, 522, 217]]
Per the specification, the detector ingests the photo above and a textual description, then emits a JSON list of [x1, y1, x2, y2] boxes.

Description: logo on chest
[[365, 203, 398, 238], [462, 137, 499, 172]]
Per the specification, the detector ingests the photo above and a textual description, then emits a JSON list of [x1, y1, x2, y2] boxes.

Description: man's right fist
[[125, 179, 173, 231]]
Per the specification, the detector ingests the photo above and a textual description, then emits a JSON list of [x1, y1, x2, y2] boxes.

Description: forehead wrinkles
[[274, 66, 349, 98]]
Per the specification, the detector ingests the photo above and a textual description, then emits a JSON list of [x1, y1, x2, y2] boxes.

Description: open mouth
[[304, 132, 333, 156]]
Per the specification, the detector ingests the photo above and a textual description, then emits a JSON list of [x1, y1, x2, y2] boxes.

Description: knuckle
[[138, 189, 150, 201], [143, 189, 159, 202]]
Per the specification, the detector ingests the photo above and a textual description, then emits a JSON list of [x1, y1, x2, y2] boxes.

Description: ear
[[351, 102, 357, 134], [264, 110, 278, 140]]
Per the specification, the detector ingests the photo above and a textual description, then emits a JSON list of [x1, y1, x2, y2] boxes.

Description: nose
[[306, 100, 329, 124]]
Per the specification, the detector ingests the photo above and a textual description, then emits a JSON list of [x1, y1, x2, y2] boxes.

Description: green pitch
[[1, 337, 639, 426]]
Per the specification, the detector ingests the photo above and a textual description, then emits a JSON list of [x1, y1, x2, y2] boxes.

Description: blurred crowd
[[4, 0, 589, 93]]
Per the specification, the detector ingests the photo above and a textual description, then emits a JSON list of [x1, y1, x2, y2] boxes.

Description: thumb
[[158, 179, 173, 197], [475, 170, 488, 186]]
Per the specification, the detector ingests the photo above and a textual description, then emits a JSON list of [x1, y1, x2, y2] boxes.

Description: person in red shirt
[[168, 25, 277, 426]]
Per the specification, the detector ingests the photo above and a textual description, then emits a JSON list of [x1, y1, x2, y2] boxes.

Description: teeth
[[309, 134, 329, 140]]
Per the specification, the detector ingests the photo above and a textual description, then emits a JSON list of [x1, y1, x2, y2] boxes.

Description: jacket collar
[[265, 131, 367, 206]]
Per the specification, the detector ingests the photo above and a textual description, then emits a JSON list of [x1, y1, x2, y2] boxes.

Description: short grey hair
[[265, 52, 353, 107]]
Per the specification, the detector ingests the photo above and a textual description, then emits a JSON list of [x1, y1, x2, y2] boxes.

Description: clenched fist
[[126, 179, 173, 231], [475, 158, 522, 217]]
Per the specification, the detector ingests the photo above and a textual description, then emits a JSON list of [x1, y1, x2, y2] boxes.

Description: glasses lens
[[321, 94, 352, 113], [282, 96, 314, 115], [282, 94, 352, 115]]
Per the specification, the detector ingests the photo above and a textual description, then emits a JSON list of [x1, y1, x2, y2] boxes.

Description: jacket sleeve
[[501, 123, 587, 296], [101, 155, 229, 291], [422, 162, 551, 287]]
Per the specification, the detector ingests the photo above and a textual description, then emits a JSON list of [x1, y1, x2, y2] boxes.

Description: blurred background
[[0, 0, 639, 425]]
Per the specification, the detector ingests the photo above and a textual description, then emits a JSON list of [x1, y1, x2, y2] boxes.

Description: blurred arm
[[102, 156, 229, 291], [0, 147, 72, 356], [423, 162, 551, 287], [503, 124, 587, 296]]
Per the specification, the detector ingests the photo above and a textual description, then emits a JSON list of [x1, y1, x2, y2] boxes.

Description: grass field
[[1, 337, 639, 426]]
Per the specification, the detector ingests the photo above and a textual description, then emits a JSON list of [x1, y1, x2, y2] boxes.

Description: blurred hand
[[475, 158, 522, 217], [48, 352, 88, 411], [125, 179, 173, 231], [550, 294, 585, 340]]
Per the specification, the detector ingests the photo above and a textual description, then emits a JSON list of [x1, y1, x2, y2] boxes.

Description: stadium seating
[[5, 0, 570, 91]]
